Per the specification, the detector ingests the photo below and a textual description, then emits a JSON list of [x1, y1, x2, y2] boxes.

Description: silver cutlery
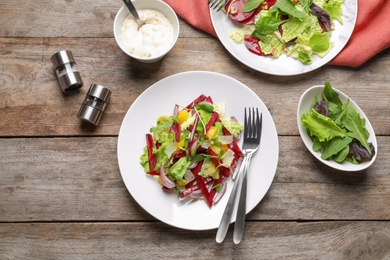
[[233, 108, 262, 244], [208, 0, 229, 12], [216, 107, 263, 244], [123, 0, 144, 28]]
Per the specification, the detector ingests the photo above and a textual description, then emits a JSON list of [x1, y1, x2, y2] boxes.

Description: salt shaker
[[78, 84, 111, 126], [51, 50, 83, 93]]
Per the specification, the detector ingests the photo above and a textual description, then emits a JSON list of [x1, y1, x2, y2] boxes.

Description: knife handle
[[215, 156, 247, 243], [233, 155, 250, 244]]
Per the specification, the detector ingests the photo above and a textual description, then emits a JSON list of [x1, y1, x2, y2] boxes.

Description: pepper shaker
[[78, 84, 111, 126], [51, 50, 83, 93]]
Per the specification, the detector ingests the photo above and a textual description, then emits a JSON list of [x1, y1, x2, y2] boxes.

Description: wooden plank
[[0, 1, 131, 38], [0, 37, 389, 136], [1, 136, 388, 222], [0, 221, 389, 259], [0, 1, 209, 38]]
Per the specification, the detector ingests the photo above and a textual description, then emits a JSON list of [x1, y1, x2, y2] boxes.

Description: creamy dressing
[[120, 9, 174, 58]]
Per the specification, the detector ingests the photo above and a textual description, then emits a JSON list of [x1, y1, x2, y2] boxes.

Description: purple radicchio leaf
[[349, 141, 376, 162], [314, 100, 329, 116], [311, 3, 331, 31]]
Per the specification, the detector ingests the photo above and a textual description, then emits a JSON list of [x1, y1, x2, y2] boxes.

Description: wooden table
[[1, 1, 389, 258]]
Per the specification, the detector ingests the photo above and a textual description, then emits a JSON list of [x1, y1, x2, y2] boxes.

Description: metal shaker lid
[[51, 50, 76, 68], [87, 84, 111, 101], [78, 105, 103, 126]]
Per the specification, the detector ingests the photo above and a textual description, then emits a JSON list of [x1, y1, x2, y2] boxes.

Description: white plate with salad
[[117, 71, 279, 230], [210, 0, 357, 76]]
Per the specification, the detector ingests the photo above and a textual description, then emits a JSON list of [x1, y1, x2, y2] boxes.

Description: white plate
[[210, 0, 357, 76], [297, 85, 377, 171], [117, 71, 279, 230]]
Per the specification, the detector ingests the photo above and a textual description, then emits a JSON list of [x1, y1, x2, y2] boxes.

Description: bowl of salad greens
[[297, 82, 377, 171]]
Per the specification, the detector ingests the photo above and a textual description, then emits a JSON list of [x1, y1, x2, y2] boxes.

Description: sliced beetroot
[[267, 0, 277, 8], [225, 0, 257, 24], [244, 36, 265, 56]]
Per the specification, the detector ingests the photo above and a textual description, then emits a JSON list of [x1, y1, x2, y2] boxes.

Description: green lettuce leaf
[[343, 105, 371, 153], [332, 99, 349, 126], [312, 137, 325, 152], [140, 148, 150, 172], [298, 48, 312, 64], [327, 101, 342, 121], [196, 107, 212, 133], [310, 32, 331, 53], [287, 44, 313, 64], [281, 16, 309, 42], [294, 15, 323, 45], [253, 10, 283, 36], [196, 103, 214, 113], [221, 118, 244, 138], [299, 0, 314, 13], [258, 33, 285, 57], [323, 0, 344, 23], [333, 145, 350, 163], [323, 81, 342, 106], [154, 134, 175, 169], [167, 157, 191, 182], [301, 108, 346, 142], [271, 0, 307, 18], [199, 158, 219, 179], [321, 136, 353, 160], [243, 0, 264, 12], [312, 40, 333, 58]]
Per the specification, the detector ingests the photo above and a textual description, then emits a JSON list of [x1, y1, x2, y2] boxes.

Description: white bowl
[[297, 85, 377, 171], [113, 0, 179, 63]]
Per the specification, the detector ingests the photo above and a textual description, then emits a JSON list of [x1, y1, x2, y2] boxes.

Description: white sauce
[[120, 9, 174, 58]]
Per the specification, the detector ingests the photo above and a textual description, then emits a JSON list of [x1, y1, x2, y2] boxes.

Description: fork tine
[[208, 0, 228, 11], [251, 107, 256, 138], [248, 107, 252, 140], [212, 1, 222, 10], [246, 107, 250, 138], [215, 0, 228, 11], [254, 108, 258, 137], [244, 107, 262, 141], [244, 107, 253, 139], [248, 107, 255, 139], [208, 0, 218, 9], [244, 107, 249, 139], [257, 109, 262, 140]]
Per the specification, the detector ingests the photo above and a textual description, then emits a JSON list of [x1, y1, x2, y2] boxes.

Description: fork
[[233, 108, 262, 244], [208, 0, 229, 11], [216, 107, 262, 244]]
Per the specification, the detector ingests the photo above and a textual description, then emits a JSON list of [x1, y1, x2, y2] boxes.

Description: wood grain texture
[[0, 37, 389, 136], [1, 137, 389, 222], [0, 1, 203, 38], [0, 222, 389, 259]]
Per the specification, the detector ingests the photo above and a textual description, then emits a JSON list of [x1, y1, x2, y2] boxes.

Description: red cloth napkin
[[164, 0, 390, 67]]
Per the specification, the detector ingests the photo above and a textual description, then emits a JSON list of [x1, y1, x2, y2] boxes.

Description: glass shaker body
[[51, 50, 83, 93], [78, 84, 111, 126]]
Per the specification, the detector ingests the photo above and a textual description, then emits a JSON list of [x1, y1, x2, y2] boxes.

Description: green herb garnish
[[242, 0, 264, 12]]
